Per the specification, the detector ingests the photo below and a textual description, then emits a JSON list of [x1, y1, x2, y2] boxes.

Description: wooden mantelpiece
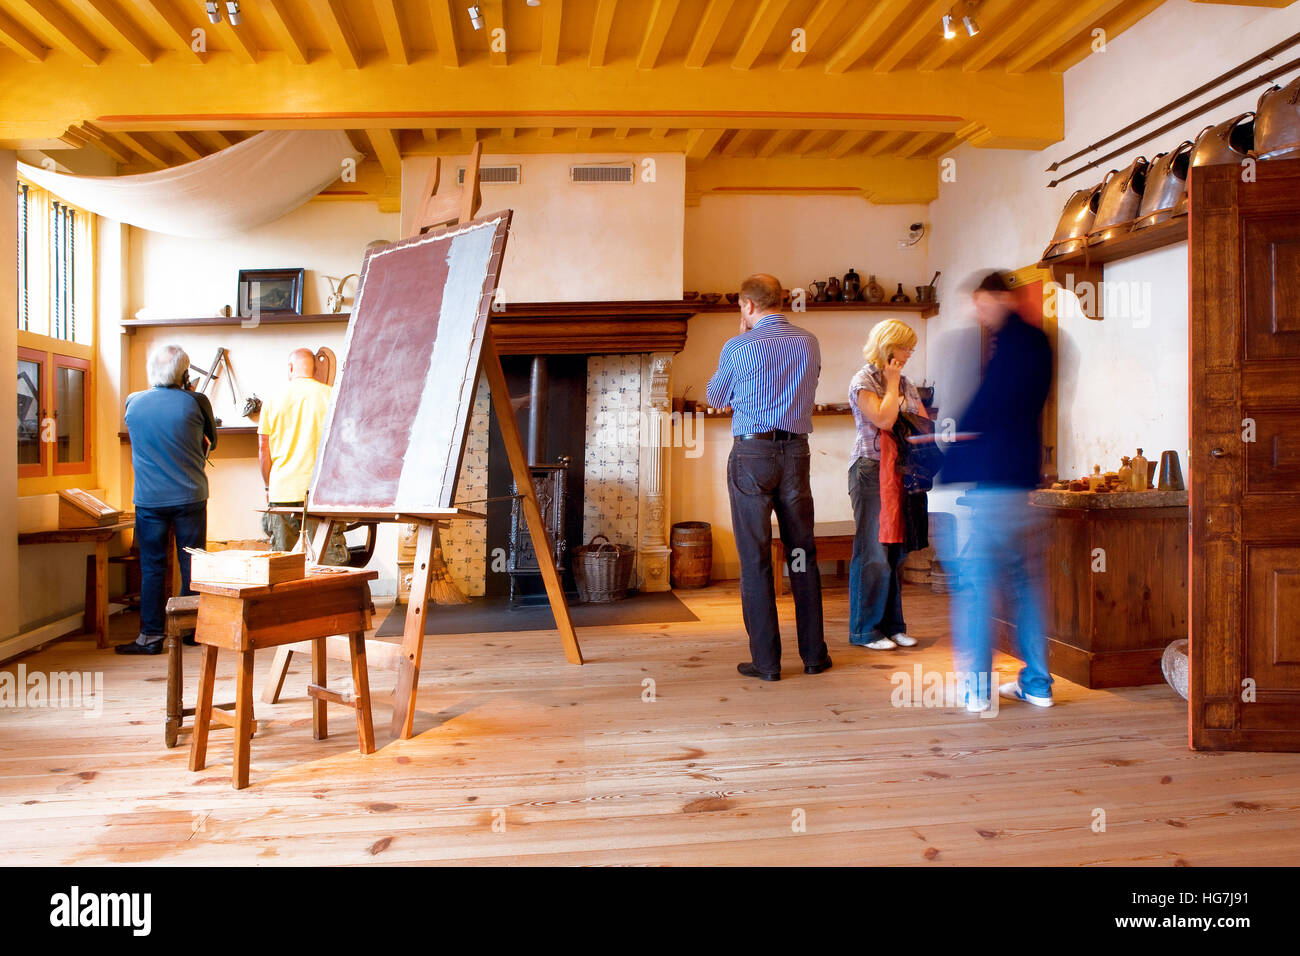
[[118, 298, 939, 355]]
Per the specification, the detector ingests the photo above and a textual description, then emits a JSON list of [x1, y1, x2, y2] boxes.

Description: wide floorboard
[[2, 583, 1298, 866]]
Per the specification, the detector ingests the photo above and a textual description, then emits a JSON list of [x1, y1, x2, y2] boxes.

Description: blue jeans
[[136, 500, 208, 644], [951, 486, 1053, 700], [847, 458, 908, 644]]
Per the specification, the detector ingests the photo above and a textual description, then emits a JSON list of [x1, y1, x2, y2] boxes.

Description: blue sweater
[[942, 312, 1052, 489], [124, 387, 217, 507]]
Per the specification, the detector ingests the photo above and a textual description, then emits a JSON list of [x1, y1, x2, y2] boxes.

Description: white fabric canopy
[[18, 130, 362, 239]]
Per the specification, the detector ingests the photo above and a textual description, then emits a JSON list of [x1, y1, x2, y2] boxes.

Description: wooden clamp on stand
[[260, 142, 582, 742]]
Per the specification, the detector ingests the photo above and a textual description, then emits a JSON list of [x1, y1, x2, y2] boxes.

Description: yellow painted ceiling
[[0, 0, 1179, 205]]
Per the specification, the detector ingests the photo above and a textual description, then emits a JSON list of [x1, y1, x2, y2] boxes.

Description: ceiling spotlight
[[226, 1, 241, 26], [941, 13, 956, 40], [468, 5, 484, 29], [963, 14, 979, 37], [205, 0, 220, 25], [526, 0, 541, 6]]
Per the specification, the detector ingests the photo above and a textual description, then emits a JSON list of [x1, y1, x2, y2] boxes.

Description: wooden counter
[[993, 489, 1188, 689]]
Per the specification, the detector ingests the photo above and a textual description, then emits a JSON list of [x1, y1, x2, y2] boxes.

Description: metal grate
[[458, 164, 521, 184], [569, 164, 634, 184], [16, 182, 28, 330]]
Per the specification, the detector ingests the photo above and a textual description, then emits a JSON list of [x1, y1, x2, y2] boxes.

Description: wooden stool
[[772, 519, 857, 596], [188, 568, 378, 790], [164, 595, 252, 748]]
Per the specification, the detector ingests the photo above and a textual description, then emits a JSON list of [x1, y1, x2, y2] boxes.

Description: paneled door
[[1189, 156, 1300, 751]]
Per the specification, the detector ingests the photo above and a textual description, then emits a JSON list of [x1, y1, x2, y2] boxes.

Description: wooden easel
[[262, 143, 583, 741]]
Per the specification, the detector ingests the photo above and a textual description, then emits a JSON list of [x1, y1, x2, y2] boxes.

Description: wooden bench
[[189, 568, 379, 790], [771, 519, 857, 596]]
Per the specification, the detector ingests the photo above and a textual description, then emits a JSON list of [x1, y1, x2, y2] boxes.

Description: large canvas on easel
[[311, 211, 511, 513]]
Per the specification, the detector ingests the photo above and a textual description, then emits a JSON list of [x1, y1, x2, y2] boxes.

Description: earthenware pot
[[864, 274, 885, 303]]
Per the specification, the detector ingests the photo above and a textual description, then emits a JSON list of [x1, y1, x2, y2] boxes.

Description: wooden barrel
[[670, 522, 712, 589]]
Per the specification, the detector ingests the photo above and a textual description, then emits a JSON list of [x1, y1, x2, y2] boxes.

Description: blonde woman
[[847, 320, 926, 650]]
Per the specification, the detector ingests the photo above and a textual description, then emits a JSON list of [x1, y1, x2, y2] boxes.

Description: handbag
[[891, 410, 944, 492]]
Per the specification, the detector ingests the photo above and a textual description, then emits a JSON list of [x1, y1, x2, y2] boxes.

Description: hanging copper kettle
[[1087, 156, 1148, 246]]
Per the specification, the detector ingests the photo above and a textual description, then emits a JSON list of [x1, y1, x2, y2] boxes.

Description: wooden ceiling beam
[[825, 0, 906, 74], [540, 0, 561, 66], [263, 0, 309, 65], [1006, 0, 1127, 73], [637, 0, 680, 70], [862, 130, 908, 156], [0, 8, 45, 61], [112, 131, 169, 168], [791, 129, 827, 154], [136, 0, 205, 63], [685, 128, 725, 159], [732, 0, 792, 70], [74, 122, 131, 162], [430, 0, 459, 67], [894, 130, 935, 158], [684, 0, 733, 69], [589, 0, 616, 67], [308, 0, 360, 70], [915, 0, 1017, 72], [214, 10, 257, 64], [11, 0, 102, 65], [484, 0, 506, 66], [720, 129, 752, 156], [962, 3, 1051, 72], [373, 0, 410, 66], [827, 130, 870, 158], [755, 129, 791, 157], [778, 0, 847, 70], [870, 0, 951, 73], [687, 155, 939, 204], [67, 0, 154, 64], [156, 129, 205, 161], [1048, 0, 1167, 72], [365, 128, 403, 180], [199, 130, 235, 150]]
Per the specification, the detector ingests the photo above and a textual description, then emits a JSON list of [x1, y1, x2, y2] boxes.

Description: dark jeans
[[136, 500, 208, 644], [848, 457, 908, 644], [727, 436, 827, 674]]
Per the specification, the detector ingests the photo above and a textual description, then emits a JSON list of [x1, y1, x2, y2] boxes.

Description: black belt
[[737, 429, 804, 441]]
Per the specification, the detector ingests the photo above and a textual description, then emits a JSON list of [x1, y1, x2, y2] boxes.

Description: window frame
[[51, 353, 92, 477], [16, 345, 48, 479]]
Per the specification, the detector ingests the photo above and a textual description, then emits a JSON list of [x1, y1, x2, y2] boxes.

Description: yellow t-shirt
[[258, 376, 334, 503]]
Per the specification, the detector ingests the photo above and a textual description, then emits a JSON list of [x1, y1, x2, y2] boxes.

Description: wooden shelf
[[120, 313, 350, 332], [691, 407, 855, 420], [687, 298, 939, 318], [119, 425, 257, 443], [1038, 215, 1187, 271]]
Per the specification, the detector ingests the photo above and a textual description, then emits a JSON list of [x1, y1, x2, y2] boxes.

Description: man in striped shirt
[[707, 274, 830, 681]]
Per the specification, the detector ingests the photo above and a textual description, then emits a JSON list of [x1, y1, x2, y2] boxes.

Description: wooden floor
[[3, 581, 1299, 866]]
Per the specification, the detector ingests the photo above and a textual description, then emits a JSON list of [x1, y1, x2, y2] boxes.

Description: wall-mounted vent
[[458, 164, 521, 185], [569, 163, 635, 184]]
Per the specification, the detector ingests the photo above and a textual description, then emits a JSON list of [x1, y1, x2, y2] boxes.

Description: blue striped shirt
[[707, 313, 821, 436]]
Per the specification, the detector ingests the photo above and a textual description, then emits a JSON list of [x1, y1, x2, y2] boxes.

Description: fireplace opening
[[485, 354, 588, 603]]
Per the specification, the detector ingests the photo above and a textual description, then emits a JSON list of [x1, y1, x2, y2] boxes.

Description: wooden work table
[[18, 519, 134, 649], [992, 489, 1188, 689]]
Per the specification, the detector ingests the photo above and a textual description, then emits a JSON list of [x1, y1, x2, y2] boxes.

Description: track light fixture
[[205, 1, 220, 25], [941, 13, 956, 40], [226, 1, 241, 26], [468, 5, 484, 30], [964, 13, 979, 37]]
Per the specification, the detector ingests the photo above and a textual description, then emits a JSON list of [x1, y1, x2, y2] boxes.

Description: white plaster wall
[[926, 0, 1300, 526], [400, 152, 685, 302]]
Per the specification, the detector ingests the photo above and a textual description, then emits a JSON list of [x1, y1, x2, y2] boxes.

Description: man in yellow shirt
[[258, 348, 348, 564]]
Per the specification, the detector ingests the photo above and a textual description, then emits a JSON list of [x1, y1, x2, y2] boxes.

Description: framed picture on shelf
[[237, 268, 305, 317]]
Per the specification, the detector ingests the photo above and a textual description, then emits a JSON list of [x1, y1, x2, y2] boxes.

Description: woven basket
[[573, 534, 635, 603]]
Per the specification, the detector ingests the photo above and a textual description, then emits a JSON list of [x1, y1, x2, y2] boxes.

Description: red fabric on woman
[[878, 430, 904, 543]]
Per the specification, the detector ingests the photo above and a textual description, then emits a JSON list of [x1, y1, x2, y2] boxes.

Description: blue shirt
[[706, 314, 821, 436], [124, 387, 217, 507]]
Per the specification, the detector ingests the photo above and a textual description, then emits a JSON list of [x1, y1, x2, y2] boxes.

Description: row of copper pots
[[1042, 75, 1299, 262]]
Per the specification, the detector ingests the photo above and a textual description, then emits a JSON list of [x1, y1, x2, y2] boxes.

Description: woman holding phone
[[847, 320, 927, 650]]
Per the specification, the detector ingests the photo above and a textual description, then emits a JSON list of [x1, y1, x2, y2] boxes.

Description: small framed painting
[[238, 268, 305, 317]]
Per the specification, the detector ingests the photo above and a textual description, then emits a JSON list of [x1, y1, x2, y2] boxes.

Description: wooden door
[[1189, 156, 1300, 751]]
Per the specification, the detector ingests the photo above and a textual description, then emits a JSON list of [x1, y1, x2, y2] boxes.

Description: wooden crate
[[187, 549, 306, 587]]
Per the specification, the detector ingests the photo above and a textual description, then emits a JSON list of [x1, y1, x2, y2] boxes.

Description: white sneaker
[[965, 693, 990, 713], [891, 632, 918, 647], [864, 637, 897, 650], [999, 681, 1053, 708]]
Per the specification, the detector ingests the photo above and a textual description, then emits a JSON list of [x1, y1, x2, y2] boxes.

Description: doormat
[[375, 590, 699, 637]]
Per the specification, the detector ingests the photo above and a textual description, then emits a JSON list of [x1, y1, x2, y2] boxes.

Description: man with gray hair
[[117, 344, 216, 655]]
